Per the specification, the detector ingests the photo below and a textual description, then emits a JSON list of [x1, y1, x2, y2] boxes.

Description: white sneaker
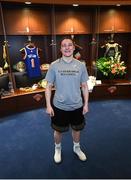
[[54, 147, 61, 163], [73, 146, 87, 161]]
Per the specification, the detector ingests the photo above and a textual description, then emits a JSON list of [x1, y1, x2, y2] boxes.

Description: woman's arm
[[45, 82, 54, 117], [81, 82, 89, 114]]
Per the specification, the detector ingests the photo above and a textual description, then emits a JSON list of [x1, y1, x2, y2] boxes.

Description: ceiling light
[[73, 4, 79, 7], [116, 4, 121, 6], [25, 1, 32, 5]]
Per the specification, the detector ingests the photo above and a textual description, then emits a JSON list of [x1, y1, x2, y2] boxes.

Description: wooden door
[[55, 8, 92, 35], [115, 10, 131, 33], [99, 8, 116, 33]]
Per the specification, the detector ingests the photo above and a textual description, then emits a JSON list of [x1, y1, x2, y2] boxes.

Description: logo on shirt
[[58, 70, 79, 76]]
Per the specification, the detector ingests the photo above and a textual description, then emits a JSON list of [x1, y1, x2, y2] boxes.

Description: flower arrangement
[[96, 56, 127, 77]]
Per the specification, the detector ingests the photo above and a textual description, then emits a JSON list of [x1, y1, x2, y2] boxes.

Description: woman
[[45, 38, 89, 163]]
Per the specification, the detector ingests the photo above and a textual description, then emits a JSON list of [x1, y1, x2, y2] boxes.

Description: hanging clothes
[[23, 45, 41, 78]]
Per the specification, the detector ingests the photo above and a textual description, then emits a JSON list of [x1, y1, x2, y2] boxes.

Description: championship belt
[[40, 64, 50, 71], [38, 79, 47, 88], [19, 87, 33, 92], [13, 61, 26, 72]]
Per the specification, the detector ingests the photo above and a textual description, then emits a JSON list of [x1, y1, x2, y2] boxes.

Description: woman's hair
[[57, 36, 75, 58], [59, 36, 75, 46]]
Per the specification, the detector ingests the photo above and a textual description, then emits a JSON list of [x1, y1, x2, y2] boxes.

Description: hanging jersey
[[23, 46, 41, 78]]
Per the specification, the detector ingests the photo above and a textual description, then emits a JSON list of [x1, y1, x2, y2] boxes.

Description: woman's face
[[60, 39, 75, 57]]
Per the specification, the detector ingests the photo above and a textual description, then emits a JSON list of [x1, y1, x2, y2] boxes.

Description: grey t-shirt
[[45, 58, 89, 111]]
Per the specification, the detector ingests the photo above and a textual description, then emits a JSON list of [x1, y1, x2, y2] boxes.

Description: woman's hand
[[83, 104, 89, 115], [46, 105, 54, 117]]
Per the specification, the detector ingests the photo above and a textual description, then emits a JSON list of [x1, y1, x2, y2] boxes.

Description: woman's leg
[[54, 130, 62, 163], [72, 129, 87, 161]]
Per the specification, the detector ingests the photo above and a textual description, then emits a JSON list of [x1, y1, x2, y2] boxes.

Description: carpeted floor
[[0, 99, 131, 179]]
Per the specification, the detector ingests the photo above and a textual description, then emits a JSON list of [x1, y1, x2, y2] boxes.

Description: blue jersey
[[24, 46, 41, 78]]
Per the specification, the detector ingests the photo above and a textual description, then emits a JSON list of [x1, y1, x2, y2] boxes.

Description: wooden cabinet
[[0, 89, 46, 117], [1, 80, 131, 117], [3, 6, 51, 35], [98, 9, 115, 33], [90, 80, 131, 101], [98, 8, 131, 33], [1, 5, 131, 35], [55, 8, 92, 34], [3, 8, 29, 35], [115, 10, 131, 33], [26, 9, 51, 35]]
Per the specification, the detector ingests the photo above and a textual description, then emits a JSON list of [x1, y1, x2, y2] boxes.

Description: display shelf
[[0, 88, 46, 117], [90, 79, 131, 100], [1, 88, 45, 99], [0, 80, 131, 117]]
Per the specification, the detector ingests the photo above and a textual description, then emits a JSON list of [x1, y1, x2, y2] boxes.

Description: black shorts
[[51, 105, 85, 132]]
